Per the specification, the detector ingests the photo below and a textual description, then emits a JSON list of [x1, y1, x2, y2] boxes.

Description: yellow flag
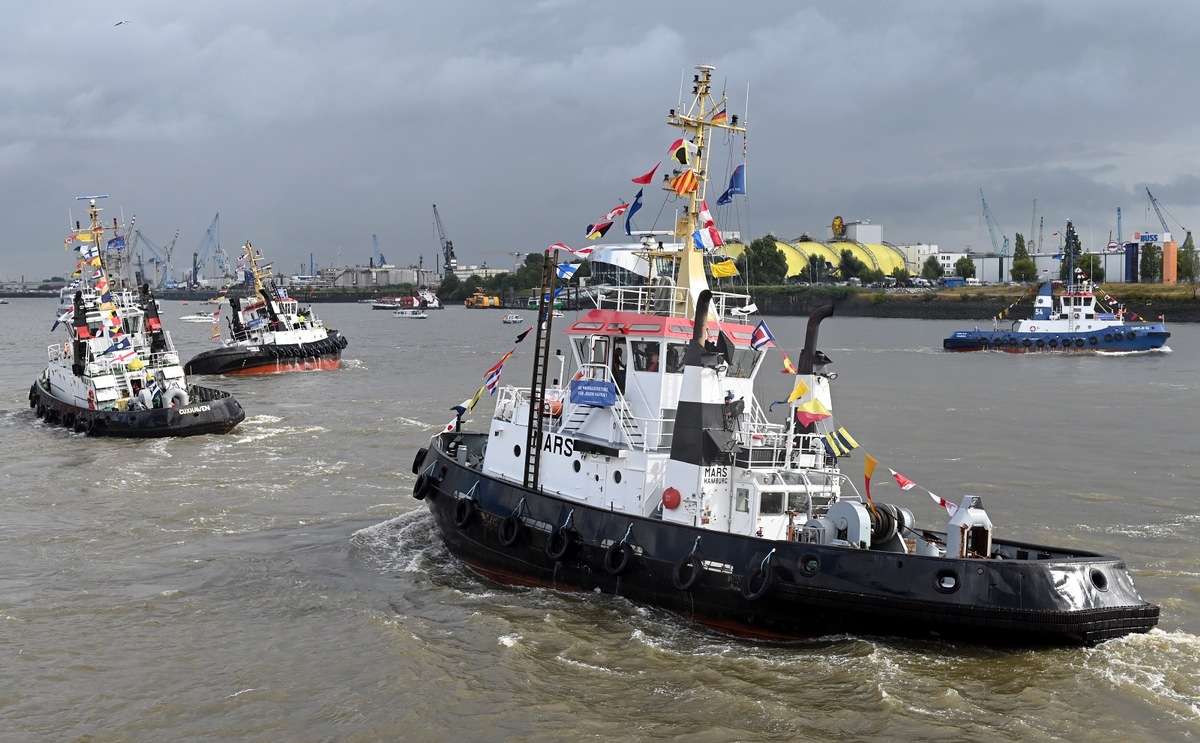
[[787, 378, 811, 402], [710, 260, 739, 278], [864, 453, 878, 480], [77, 233, 93, 242]]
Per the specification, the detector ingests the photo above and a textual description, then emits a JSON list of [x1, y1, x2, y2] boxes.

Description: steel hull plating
[[944, 326, 1169, 353], [184, 331, 347, 375], [416, 433, 1158, 647], [30, 380, 244, 437]]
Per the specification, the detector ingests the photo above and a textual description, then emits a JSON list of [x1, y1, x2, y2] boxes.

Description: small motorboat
[[393, 308, 429, 319], [502, 313, 524, 324]]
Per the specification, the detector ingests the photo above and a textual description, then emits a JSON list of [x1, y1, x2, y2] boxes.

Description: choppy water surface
[[2, 298, 1197, 742]]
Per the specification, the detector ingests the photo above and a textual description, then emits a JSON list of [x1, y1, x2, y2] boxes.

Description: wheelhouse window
[[665, 343, 687, 374], [632, 341, 660, 372], [725, 348, 760, 379], [735, 488, 750, 513], [760, 491, 785, 515]]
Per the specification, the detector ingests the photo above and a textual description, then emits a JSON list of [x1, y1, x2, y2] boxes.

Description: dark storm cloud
[[3, 1, 1198, 281]]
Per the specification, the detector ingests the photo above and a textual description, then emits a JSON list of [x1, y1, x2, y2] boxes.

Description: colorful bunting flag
[[624, 188, 643, 236], [749, 320, 774, 350], [717, 164, 746, 205], [822, 426, 859, 456], [780, 352, 797, 375], [515, 327, 531, 344], [793, 397, 829, 425], [787, 378, 811, 403], [890, 468, 916, 490], [586, 221, 613, 240], [632, 163, 660, 185], [930, 492, 959, 516], [864, 454, 879, 513], [709, 258, 739, 277], [669, 169, 698, 195]]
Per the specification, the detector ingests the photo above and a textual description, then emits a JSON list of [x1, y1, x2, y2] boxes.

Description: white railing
[[589, 285, 754, 320]]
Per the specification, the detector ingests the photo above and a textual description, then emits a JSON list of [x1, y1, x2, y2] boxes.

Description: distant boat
[[393, 308, 429, 319], [501, 313, 524, 324], [944, 222, 1170, 354], [178, 312, 217, 323]]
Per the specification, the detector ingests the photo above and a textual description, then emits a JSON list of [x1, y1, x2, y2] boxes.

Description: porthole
[[934, 570, 959, 593], [513, 445, 521, 457], [1090, 568, 1109, 592], [572, 460, 581, 472], [613, 471, 622, 484], [799, 554, 820, 577]]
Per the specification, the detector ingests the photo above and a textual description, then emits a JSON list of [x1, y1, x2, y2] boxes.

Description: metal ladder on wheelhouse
[[522, 249, 560, 489]]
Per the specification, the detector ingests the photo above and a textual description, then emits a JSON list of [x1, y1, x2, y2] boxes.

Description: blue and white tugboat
[[409, 66, 1158, 646], [30, 196, 245, 437], [944, 222, 1170, 353]]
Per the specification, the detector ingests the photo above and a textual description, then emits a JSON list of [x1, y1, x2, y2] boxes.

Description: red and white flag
[[929, 492, 958, 516], [889, 468, 916, 490]]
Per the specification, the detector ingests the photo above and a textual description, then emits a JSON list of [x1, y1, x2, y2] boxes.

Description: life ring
[[498, 512, 524, 547], [1075, 338, 1085, 348], [164, 388, 189, 407], [603, 542, 634, 576], [545, 527, 574, 561], [1073, 313, 1080, 320], [453, 498, 476, 528], [136, 388, 154, 410], [542, 399, 563, 417], [1028, 325, 1036, 331], [411, 447, 428, 475], [741, 563, 778, 601], [412, 474, 431, 500], [671, 554, 703, 591]]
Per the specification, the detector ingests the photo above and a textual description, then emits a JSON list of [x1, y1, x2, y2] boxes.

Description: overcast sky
[[5, 0, 1199, 282]]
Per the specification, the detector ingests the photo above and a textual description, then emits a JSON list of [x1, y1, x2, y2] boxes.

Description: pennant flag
[[515, 327, 531, 344], [624, 188, 644, 236], [547, 242, 571, 255], [484, 363, 506, 394], [709, 258, 739, 277], [669, 169, 698, 195], [749, 320, 774, 350], [930, 492, 959, 516], [603, 202, 630, 221], [890, 468, 916, 490], [451, 385, 487, 418], [864, 454, 879, 512], [793, 397, 829, 425], [484, 351, 514, 378], [586, 221, 613, 240], [51, 309, 72, 332], [568, 246, 594, 258], [717, 164, 746, 205], [556, 263, 578, 281], [632, 163, 660, 185], [780, 352, 797, 374], [787, 378, 811, 403], [768, 400, 790, 412], [105, 335, 132, 354], [710, 108, 728, 124], [822, 426, 859, 456]]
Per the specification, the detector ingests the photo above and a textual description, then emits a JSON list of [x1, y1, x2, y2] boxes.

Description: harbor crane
[[433, 204, 458, 273], [134, 228, 180, 288], [190, 213, 228, 287], [372, 234, 387, 267], [1146, 188, 1190, 244], [981, 189, 1009, 277]]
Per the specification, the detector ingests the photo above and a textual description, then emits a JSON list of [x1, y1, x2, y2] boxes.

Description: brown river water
[[1, 298, 1197, 742]]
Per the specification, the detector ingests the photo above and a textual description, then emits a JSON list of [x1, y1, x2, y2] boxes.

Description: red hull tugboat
[[184, 242, 348, 376], [410, 66, 1158, 646]]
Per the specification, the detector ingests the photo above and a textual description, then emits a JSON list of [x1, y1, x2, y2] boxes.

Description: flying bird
[[114, 20, 131, 26]]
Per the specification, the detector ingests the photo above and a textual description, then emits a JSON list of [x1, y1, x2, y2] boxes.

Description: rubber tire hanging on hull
[[545, 527, 574, 561], [498, 513, 523, 547], [742, 564, 779, 601], [453, 498, 475, 528], [672, 554, 702, 591], [412, 474, 431, 500], [603, 542, 634, 576]]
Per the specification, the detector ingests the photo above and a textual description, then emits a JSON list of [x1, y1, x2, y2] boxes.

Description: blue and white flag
[[556, 263, 578, 281], [750, 320, 774, 350], [107, 235, 127, 250], [51, 309, 72, 332], [624, 188, 644, 236], [717, 164, 746, 205]]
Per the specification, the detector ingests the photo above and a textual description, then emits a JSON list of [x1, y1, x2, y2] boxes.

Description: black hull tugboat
[[184, 242, 348, 376], [409, 65, 1158, 646], [30, 196, 244, 437]]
